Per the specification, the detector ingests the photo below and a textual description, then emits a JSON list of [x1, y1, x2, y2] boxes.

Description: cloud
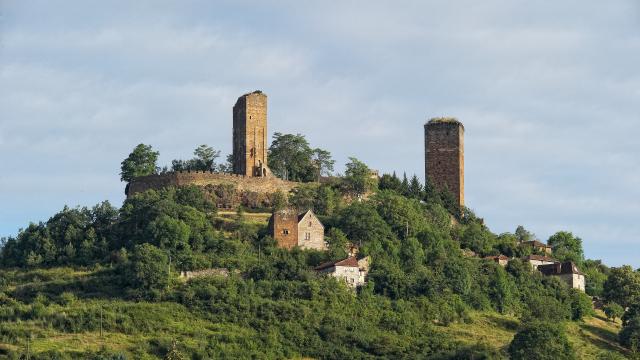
[[1, 0, 639, 266]]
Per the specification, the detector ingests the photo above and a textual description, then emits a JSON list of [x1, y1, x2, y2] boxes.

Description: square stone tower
[[233, 90, 270, 177], [424, 117, 465, 207]]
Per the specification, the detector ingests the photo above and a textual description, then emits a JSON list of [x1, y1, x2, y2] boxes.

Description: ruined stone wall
[[126, 171, 297, 202], [233, 91, 268, 177], [424, 118, 465, 207], [269, 209, 299, 249]]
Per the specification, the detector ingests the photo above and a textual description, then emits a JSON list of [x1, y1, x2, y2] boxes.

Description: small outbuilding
[[484, 254, 510, 267]]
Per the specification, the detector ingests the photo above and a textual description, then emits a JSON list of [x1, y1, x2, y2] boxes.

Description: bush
[[126, 244, 171, 297], [569, 289, 593, 321], [508, 321, 575, 360], [603, 303, 624, 322], [619, 316, 640, 352]]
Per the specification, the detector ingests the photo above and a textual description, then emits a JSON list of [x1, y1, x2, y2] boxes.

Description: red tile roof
[[484, 255, 509, 261], [315, 257, 359, 271]]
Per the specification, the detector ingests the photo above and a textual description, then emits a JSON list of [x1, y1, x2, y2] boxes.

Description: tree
[[120, 144, 159, 182], [171, 145, 221, 172], [128, 244, 171, 294], [326, 228, 349, 259], [569, 289, 593, 321], [336, 202, 395, 250], [149, 215, 191, 256], [619, 316, 640, 353], [268, 133, 315, 182], [603, 303, 624, 322], [582, 259, 609, 297], [379, 172, 403, 193], [289, 185, 317, 212], [603, 265, 640, 308], [343, 157, 377, 197], [315, 185, 338, 216], [193, 145, 220, 171], [312, 148, 335, 180], [508, 322, 575, 360], [515, 225, 536, 243], [407, 175, 424, 199], [548, 231, 584, 265]]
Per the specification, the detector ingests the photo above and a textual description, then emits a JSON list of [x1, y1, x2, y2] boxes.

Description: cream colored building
[[315, 256, 369, 288], [538, 262, 586, 292]]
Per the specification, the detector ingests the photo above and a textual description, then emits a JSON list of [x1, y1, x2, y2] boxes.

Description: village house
[[268, 208, 326, 250], [315, 256, 370, 288], [523, 254, 557, 270], [537, 262, 586, 291], [484, 254, 510, 267], [520, 240, 553, 255]]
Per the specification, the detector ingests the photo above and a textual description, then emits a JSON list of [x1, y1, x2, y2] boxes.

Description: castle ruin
[[126, 90, 296, 202], [232, 91, 270, 177], [424, 117, 465, 208]]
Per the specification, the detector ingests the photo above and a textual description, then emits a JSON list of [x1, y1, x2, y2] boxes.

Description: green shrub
[[508, 321, 575, 360]]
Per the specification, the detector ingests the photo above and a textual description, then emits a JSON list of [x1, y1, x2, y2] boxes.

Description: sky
[[1, 0, 639, 267]]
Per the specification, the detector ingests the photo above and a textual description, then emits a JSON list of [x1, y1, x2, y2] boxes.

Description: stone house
[[538, 262, 586, 292], [520, 240, 553, 255], [484, 254, 510, 267], [315, 256, 369, 288], [523, 254, 557, 270], [268, 208, 326, 251]]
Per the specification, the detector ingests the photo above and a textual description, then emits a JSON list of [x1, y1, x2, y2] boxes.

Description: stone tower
[[233, 90, 270, 177], [424, 117, 465, 207]]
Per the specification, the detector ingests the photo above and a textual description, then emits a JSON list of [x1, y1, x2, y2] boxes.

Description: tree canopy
[[267, 133, 333, 182], [120, 144, 159, 182], [171, 145, 221, 172]]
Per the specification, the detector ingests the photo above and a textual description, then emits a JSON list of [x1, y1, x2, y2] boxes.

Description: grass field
[[0, 267, 630, 359]]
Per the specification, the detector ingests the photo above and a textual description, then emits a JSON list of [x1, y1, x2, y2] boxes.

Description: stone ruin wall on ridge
[[126, 171, 298, 209]]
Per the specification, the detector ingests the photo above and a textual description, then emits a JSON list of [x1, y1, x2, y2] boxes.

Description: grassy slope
[[0, 267, 629, 359], [438, 310, 628, 359]]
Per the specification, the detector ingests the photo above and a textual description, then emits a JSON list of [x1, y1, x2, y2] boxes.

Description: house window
[[283, 229, 289, 235], [305, 232, 311, 240], [309, 221, 312, 227]]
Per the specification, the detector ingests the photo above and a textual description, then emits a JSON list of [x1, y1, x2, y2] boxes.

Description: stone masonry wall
[[424, 119, 465, 207], [270, 208, 299, 249], [126, 171, 297, 199], [233, 91, 268, 177]]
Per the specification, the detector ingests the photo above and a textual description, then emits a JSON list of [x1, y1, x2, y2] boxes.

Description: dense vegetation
[[0, 143, 638, 359]]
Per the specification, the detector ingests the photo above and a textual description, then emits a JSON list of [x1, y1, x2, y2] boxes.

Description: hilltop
[[0, 175, 636, 359]]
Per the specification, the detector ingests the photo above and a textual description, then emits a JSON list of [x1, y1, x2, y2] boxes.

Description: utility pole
[[167, 254, 172, 291], [406, 221, 409, 239], [100, 305, 103, 338], [26, 335, 30, 360]]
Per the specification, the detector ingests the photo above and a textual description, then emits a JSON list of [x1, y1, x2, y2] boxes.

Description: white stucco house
[[315, 256, 369, 288]]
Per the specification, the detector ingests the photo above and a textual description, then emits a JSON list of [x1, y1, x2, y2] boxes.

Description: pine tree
[[400, 172, 410, 196], [407, 175, 424, 199]]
